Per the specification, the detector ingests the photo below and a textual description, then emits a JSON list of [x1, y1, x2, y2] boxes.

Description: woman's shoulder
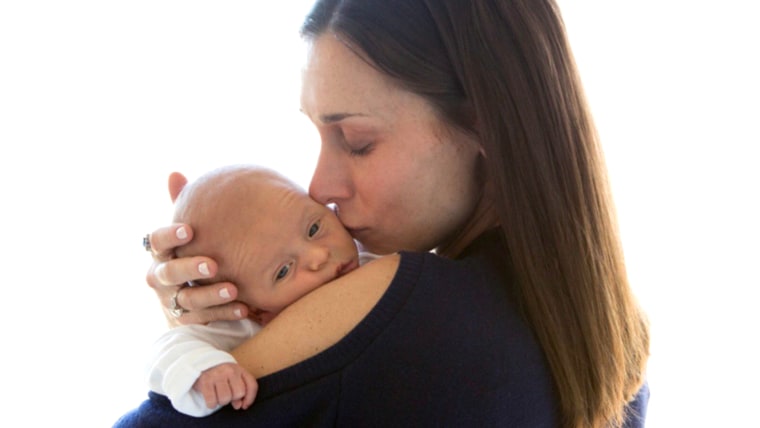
[[256, 247, 557, 425]]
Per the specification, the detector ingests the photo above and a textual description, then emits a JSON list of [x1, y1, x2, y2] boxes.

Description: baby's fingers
[[241, 372, 258, 410], [213, 382, 233, 408], [195, 383, 220, 410]]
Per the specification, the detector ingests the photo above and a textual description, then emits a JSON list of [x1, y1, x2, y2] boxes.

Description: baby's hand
[[193, 363, 258, 411]]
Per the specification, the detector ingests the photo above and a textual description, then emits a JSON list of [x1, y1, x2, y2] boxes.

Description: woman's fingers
[[143, 209, 251, 325], [147, 255, 249, 325], [175, 301, 250, 325], [148, 256, 216, 288], [176, 281, 233, 309], [146, 224, 193, 261], [173, 284, 249, 325]]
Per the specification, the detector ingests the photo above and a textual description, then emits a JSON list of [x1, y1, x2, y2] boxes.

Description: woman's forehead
[[300, 35, 400, 124]]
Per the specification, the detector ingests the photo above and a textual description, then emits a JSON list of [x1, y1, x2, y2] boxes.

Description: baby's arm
[[146, 319, 261, 417], [193, 362, 257, 411]]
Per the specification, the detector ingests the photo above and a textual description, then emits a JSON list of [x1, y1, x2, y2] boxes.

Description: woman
[[120, 0, 649, 426]]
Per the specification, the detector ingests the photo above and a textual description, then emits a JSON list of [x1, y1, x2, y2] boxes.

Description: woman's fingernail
[[176, 226, 188, 240], [220, 287, 231, 299], [198, 262, 210, 276], [154, 264, 167, 285], [233, 309, 242, 318]]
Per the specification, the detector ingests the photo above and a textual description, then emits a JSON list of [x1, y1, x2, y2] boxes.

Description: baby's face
[[229, 179, 360, 317]]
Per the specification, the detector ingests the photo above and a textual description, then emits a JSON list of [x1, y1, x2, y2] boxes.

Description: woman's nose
[[309, 145, 352, 205], [305, 245, 330, 271]]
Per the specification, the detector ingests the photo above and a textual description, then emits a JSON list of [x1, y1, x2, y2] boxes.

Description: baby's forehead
[[180, 167, 303, 208], [212, 173, 310, 232]]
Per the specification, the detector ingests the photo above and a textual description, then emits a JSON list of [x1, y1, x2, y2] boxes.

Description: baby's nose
[[306, 246, 329, 270]]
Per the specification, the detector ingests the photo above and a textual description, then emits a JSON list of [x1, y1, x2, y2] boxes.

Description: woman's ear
[[168, 172, 188, 203]]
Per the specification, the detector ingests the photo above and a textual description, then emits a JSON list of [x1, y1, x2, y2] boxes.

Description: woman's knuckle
[[181, 289, 198, 311], [145, 269, 158, 289]]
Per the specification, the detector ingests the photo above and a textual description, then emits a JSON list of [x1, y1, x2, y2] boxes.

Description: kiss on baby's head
[[173, 165, 360, 321]]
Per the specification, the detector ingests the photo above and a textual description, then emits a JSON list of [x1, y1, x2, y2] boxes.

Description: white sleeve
[[359, 251, 381, 265], [145, 319, 261, 417]]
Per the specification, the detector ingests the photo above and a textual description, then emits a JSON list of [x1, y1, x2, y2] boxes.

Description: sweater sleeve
[[145, 320, 261, 417]]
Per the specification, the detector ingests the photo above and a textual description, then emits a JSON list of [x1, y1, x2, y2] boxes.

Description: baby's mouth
[[336, 258, 359, 277]]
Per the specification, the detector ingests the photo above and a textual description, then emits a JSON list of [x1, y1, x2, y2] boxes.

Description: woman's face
[[301, 34, 483, 255]]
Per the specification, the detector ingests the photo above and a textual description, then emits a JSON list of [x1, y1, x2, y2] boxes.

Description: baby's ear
[[168, 172, 188, 202]]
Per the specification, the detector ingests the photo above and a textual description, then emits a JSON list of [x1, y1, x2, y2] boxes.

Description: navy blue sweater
[[114, 232, 648, 427]]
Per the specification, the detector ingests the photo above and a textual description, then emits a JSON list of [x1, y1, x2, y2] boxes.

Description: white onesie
[[146, 319, 262, 417]]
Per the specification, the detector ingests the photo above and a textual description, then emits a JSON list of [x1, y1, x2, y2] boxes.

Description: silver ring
[[169, 286, 188, 318], [143, 234, 152, 252]]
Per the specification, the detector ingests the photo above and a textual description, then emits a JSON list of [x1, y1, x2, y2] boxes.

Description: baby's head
[[173, 165, 359, 322]]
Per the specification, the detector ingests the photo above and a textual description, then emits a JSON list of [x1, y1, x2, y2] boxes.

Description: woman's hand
[[145, 173, 249, 327]]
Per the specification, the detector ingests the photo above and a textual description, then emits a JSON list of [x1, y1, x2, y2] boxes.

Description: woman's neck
[[435, 193, 499, 259]]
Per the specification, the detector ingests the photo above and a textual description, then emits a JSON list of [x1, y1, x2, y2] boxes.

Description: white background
[[1, 2, 757, 426]]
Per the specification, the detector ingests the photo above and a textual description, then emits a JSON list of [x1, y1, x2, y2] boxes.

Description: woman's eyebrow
[[319, 112, 367, 124]]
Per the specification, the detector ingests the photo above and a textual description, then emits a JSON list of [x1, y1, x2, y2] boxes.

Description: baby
[[145, 165, 373, 417]]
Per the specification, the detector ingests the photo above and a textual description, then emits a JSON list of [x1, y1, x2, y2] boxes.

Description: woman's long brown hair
[[303, 1, 649, 426]]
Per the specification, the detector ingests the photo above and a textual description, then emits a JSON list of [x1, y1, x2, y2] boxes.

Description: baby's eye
[[275, 264, 291, 281], [308, 221, 320, 238]]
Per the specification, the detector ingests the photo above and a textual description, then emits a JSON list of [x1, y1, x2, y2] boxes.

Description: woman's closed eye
[[349, 143, 373, 157]]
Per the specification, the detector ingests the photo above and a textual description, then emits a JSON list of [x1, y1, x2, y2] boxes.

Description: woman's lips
[[345, 227, 368, 239]]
